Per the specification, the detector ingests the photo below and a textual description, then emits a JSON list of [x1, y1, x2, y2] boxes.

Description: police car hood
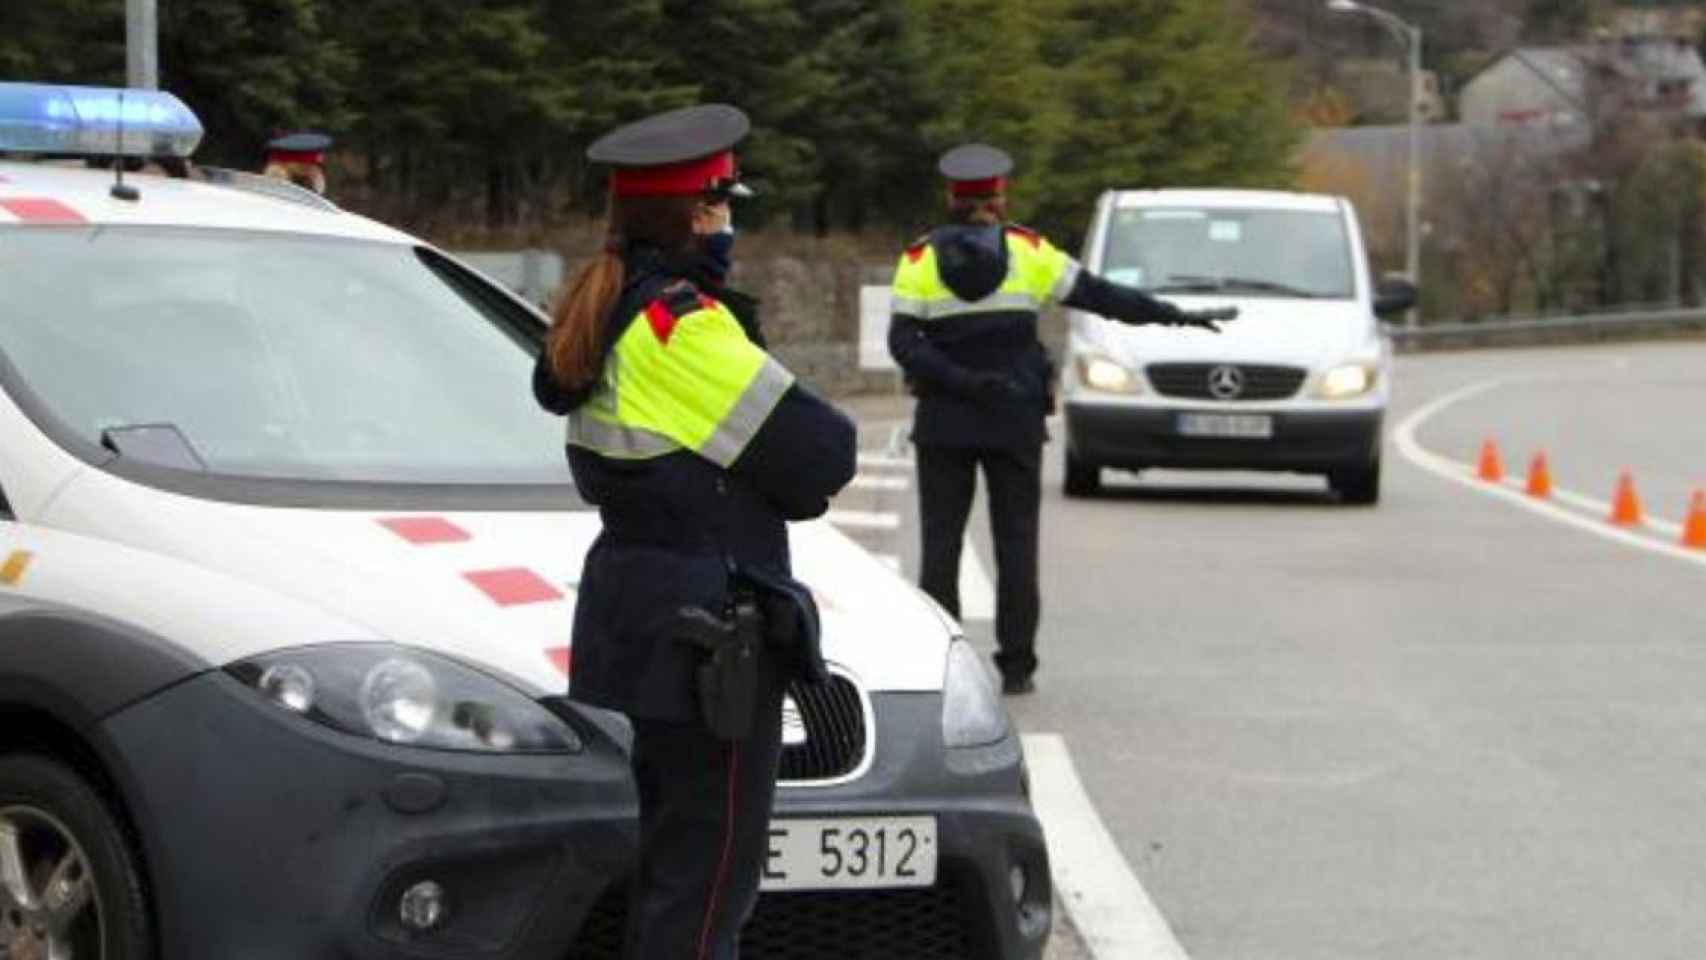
[[1081, 295, 1374, 368], [44, 472, 953, 697]]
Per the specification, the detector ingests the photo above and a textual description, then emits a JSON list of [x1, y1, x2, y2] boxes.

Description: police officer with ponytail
[[532, 104, 855, 959], [889, 144, 1233, 696]]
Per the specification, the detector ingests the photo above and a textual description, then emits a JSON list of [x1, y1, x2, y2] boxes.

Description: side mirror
[[1373, 276, 1418, 318]]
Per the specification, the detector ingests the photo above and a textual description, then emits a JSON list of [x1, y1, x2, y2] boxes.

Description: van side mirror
[[1373, 276, 1418, 318]]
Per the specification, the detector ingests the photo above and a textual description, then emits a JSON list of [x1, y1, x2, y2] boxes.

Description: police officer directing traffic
[[533, 104, 856, 959], [888, 143, 1233, 696]]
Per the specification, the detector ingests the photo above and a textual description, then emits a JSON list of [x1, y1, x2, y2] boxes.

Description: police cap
[[265, 131, 332, 166], [589, 104, 754, 200], [938, 143, 1013, 197]]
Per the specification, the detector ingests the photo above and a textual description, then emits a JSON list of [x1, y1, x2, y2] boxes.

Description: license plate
[[1177, 413, 1274, 439], [760, 817, 938, 892]]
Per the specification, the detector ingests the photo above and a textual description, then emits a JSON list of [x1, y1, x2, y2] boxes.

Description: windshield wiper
[[99, 423, 207, 471], [1155, 274, 1327, 298], [1151, 274, 1226, 294]]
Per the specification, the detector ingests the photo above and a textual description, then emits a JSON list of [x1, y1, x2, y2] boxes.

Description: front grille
[[1146, 362, 1307, 401], [778, 673, 867, 782], [567, 877, 978, 960]]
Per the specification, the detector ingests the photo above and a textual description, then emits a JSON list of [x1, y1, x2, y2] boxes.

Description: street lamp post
[[126, 0, 158, 90], [1327, 0, 1423, 326]]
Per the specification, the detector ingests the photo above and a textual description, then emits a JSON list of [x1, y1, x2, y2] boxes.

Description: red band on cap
[[951, 177, 1005, 198], [267, 150, 324, 166], [611, 151, 735, 198], [0, 198, 85, 224]]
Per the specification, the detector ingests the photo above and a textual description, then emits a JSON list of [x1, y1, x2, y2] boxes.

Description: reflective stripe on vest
[[891, 228, 1080, 321], [567, 296, 795, 467]]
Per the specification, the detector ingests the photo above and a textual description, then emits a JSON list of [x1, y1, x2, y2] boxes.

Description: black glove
[[1153, 304, 1239, 333]]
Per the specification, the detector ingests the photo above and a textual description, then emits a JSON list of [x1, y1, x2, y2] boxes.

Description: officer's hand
[[970, 371, 1025, 402], [1152, 304, 1238, 333]]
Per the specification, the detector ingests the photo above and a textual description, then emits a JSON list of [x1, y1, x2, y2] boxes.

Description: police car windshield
[[0, 227, 574, 489], [1103, 208, 1355, 300]]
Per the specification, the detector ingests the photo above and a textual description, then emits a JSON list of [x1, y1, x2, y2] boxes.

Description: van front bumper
[[102, 671, 636, 960], [1065, 400, 1384, 473]]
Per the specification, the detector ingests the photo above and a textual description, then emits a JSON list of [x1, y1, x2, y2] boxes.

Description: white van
[[1060, 189, 1415, 504]]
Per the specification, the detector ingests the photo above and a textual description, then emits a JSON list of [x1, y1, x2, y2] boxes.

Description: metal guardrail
[[1388, 306, 1706, 352]]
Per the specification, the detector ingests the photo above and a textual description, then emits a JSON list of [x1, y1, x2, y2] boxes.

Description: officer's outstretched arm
[[1062, 270, 1198, 327]]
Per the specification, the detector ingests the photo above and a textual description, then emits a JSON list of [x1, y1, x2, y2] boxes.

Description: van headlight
[[230, 644, 582, 753], [1318, 363, 1377, 399], [942, 640, 1010, 748], [1077, 355, 1141, 394]]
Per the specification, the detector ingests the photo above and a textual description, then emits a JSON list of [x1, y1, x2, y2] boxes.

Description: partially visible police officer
[[888, 144, 1233, 696], [532, 104, 856, 959], [260, 131, 333, 195]]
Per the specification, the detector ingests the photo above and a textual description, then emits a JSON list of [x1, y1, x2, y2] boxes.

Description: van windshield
[[1101, 207, 1356, 300], [0, 227, 573, 489]]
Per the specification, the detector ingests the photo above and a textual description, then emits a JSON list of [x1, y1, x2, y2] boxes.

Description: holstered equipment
[[672, 599, 764, 741]]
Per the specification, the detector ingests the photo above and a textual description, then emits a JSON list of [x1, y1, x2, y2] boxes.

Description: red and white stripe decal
[[464, 567, 564, 606], [546, 646, 571, 676], [378, 516, 572, 673], [378, 516, 471, 545], [0, 197, 85, 224]]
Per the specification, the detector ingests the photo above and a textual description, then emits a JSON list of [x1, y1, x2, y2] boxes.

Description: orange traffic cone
[[1609, 471, 1644, 527], [1477, 439, 1505, 483], [1682, 491, 1706, 550], [1525, 452, 1553, 499]]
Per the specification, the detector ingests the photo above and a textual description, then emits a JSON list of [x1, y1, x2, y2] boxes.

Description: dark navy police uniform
[[888, 143, 1228, 694], [533, 104, 856, 959]]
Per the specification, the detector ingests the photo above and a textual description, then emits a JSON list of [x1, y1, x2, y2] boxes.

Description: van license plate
[[1178, 413, 1274, 439], [760, 817, 938, 891]]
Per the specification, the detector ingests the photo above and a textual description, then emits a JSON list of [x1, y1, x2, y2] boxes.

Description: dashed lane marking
[[1394, 379, 1706, 570], [849, 474, 910, 492], [824, 509, 902, 532], [856, 453, 915, 470], [958, 532, 995, 621], [1023, 734, 1191, 960]]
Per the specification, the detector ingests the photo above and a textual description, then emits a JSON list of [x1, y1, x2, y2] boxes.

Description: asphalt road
[[841, 341, 1706, 960]]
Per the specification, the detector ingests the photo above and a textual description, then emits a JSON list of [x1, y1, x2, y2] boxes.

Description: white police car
[[0, 84, 1049, 960]]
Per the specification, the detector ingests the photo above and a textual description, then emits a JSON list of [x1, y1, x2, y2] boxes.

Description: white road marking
[[874, 553, 901, 572], [1023, 734, 1191, 960], [959, 532, 996, 620], [825, 509, 901, 532], [856, 453, 915, 470], [1394, 379, 1706, 569], [849, 474, 910, 492]]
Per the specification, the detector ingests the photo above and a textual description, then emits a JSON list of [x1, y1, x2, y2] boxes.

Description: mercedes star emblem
[[1207, 365, 1245, 400]]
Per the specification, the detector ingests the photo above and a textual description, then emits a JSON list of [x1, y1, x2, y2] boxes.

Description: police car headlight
[[1078, 355, 1140, 394], [942, 640, 1010, 749], [1318, 363, 1377, 399], [229, 645, 581, 753]]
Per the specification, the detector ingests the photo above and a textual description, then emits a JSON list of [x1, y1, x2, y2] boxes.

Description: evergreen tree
[[783, 0, 936, 235], [158, 0, 355, 168], [1035, 0, 1300, 244], [902, 0, 1069, 227]]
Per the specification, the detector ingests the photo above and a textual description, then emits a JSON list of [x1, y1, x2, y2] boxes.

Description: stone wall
[[537, 250, 1071, 398]]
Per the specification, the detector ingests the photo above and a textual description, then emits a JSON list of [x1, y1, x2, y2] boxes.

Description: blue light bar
[[0, 83, 204, 158]]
